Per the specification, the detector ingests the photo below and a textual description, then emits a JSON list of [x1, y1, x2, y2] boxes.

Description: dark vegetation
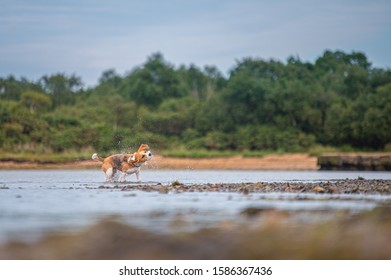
[[1, 50, 390, 156]]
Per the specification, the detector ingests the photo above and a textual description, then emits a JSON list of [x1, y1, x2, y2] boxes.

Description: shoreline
[[1, 178, 391, 259], [0, 153, 318, 170], [101, 179, 391, 195]]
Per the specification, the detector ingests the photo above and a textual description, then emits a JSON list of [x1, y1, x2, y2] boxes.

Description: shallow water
[[0, 169, 390, 243]]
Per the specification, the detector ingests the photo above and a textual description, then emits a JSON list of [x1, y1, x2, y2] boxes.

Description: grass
[[161, 149, 237, 158], [307, 145, 341, 157], [0, 151, 93, 163], [307, 145, 389, 157], [163, 149, 291, 158], [1, 146, 389, 163], [241, 149, 286, 157]]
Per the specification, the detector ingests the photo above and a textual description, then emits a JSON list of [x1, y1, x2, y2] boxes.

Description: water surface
[[0, 169, 390, 243]]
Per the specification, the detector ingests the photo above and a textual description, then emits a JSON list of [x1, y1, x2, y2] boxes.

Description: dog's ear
[[130, 152, 148, 164], [127, 153, 136, 164], [129, 152, 140, 164], [138, 144, 150, 152]]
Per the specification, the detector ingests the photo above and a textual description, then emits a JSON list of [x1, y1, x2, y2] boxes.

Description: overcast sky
[[1, 0, 390, 87]]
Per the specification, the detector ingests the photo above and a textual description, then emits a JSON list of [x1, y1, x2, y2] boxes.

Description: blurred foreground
[[1, 177, 390, 259], [1, 206, 391, 260]]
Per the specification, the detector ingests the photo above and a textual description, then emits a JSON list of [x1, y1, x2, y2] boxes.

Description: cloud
[[1, 0, 390, 86]]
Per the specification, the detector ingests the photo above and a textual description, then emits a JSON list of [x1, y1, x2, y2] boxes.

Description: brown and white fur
[[92, 144, 152, 182]]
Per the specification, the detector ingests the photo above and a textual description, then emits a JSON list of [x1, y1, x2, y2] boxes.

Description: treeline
[[1, 50, 390, 154]]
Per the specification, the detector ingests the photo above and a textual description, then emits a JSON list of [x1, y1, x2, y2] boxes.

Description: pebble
[[313, 186, 325, 193], [115, 179, 391, 195]]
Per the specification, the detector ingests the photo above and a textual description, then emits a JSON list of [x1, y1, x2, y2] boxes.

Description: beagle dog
[[92, 144, 152, 182]]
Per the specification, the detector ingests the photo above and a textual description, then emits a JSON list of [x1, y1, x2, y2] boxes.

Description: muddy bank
[[150, 154, 318, 170], [1, 206, 391, 260], [100, 179, 391, 195], [0, 154, 318, 170], [318, 153, 391, 171]]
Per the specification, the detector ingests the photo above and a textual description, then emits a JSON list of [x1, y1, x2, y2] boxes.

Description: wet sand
[[0, 154, 318, 170], [1, 179, 391, 260]]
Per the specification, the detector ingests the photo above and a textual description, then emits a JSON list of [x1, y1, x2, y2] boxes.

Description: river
[[0, 169, 390, 243]]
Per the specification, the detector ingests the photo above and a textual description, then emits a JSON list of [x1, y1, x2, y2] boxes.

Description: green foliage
[[162, 149, 237, 158], [236, 125, 316, 152], [1, 50, 390, 156], [0, 151, 93, 163], [20, 91, 52, 113], [120, 53, 184, 107], [39, 73, 83, 107]]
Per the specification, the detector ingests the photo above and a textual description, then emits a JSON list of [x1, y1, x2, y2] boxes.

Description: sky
[[1, 0, 391, 87]]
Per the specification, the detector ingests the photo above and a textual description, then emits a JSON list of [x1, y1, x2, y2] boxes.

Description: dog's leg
[[105, 168, 114, 182], [135, 169, 141, 183], [119, 172, 127, 182]]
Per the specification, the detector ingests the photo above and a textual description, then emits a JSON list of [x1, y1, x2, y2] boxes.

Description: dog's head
[[137, 144, 150, 153], [128, 144, 152, 165], [137, 143, 152, 161]]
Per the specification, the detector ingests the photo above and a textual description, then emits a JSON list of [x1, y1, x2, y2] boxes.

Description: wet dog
[[92, 144, 152, 182]]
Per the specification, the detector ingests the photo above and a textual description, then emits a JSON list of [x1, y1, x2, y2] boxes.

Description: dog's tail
[[92, 153, 105, 162]]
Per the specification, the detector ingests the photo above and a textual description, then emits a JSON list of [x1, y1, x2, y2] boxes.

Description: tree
[[20, 91, 52, 113], [0, 75, 23, 100], [120, 53, 184, 107], [177, 64, 208, 99], [99, 69, 122, 87], [39, 73, 83, 107], [1, 50, 390, 153]]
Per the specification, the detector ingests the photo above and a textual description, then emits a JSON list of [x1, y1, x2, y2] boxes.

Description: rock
[[240, 188, 250, 195], [313, 186, 325, 193], [171, 180, 182, 186], [240, 207, 269, 217], [158, 186, 169, 194]]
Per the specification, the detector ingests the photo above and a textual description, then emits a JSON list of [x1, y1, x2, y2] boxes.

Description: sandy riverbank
[[0, 153, 318, 170]]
